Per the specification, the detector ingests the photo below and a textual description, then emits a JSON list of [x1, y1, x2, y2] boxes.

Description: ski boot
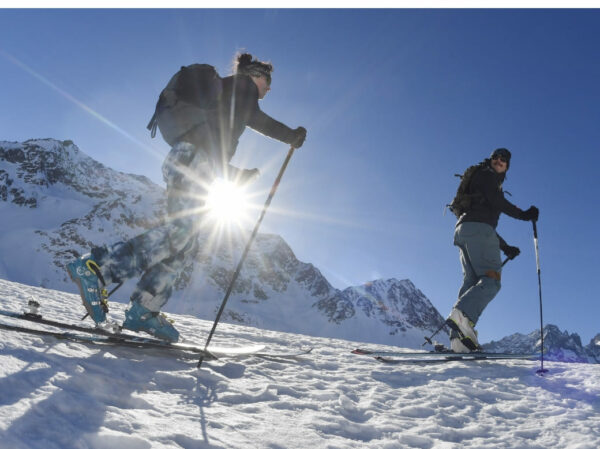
[[66, 254, 108, 324], [450, 337, 472, 353], [446, 308, 481, 351], [123, 301, 179, 343]]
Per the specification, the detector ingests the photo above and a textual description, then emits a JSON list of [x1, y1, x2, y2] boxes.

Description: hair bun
[[237, 53, 253, 68]]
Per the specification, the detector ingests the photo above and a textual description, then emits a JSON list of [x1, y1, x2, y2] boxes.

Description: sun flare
[[205, 178, 251, 224]]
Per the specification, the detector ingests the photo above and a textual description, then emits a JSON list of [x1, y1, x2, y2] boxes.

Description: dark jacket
[[207, 74, 296, 164], [457, 161, 523, 230]]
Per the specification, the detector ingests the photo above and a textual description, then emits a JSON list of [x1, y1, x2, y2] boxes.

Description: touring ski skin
[[0, 309, 311, 360]]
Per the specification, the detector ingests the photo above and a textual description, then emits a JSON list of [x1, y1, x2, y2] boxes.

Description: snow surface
[[1, 278, 599, 449]]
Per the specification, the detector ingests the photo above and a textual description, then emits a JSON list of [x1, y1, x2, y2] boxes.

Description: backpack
[[447, 160, 487, 218], [146, 64, 223, 146]]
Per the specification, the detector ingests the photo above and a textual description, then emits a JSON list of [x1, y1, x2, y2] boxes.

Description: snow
[[1, 278, 599, 449]]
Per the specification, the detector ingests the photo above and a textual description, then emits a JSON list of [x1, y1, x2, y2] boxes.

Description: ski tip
[[351, 348, 371, 355]]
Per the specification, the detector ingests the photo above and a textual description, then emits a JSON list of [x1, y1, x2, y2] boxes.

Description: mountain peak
[[484, 324, 598, 363], [1, 138, 447, 347]]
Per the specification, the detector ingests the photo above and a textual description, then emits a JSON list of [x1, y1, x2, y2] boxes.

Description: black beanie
[[491, 148, 511, 169]]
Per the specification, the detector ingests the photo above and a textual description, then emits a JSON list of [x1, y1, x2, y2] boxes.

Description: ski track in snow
[[0, 278, 599, 449]]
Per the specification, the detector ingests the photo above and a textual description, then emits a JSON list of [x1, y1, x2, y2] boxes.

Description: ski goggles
[[491, 149, 511, 163], [247, 67, 272, 86]]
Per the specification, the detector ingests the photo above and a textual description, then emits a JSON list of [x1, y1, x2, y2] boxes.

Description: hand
[[502, 245, 521, 260], [237, 168, 260, 185], [290, 126, 307, 149], [520, 206, 539, 222]]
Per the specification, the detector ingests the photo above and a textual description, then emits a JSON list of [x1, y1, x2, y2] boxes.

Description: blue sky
[[1, 9, 599, 345]]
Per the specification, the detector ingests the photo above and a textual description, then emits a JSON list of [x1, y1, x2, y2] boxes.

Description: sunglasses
[[492, 155, 508, 163]]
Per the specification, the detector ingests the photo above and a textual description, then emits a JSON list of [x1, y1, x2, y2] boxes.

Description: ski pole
[[197, 146, 296, 368], [533, 220, 549, 375], [423, 256, 511, 347]]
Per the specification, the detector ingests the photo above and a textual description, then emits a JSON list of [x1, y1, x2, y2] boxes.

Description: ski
[[0, 310, 311, 360], [0, 308, 151, 340], [255, 347, 313, 358], [373, 353, 537, 364], [0, 320, 258, 359], [352, 348, 537, 363]]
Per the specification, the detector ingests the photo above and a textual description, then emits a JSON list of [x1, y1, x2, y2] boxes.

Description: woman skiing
[[67, 52, 307, 342], [446, 148, 538, 352]]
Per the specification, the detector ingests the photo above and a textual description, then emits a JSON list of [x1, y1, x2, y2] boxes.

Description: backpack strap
[[147, 89, 178, 139], [146, 108, 159, 138]]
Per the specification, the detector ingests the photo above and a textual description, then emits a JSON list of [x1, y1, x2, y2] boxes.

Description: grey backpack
[[146, 64, 223, 146]]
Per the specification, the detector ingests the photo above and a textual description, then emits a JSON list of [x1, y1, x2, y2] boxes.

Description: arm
[[247, 108, 296, 144], [497, 231, 521, 260], [474, 169, 523, 219]]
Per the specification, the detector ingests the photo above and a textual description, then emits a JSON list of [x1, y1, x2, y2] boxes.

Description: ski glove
[[289, 127, 307, 149], [237, 168, 260, 185], [520, 206, 539, 222], [502, 245, 521, 260]]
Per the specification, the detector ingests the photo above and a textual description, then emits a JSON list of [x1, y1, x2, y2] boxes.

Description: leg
[[129, 144, 213, 309], [121, 145, 214, 341], [453, 222, 502, 325], [67, 143, 212, 326], [93, 143, 211, 285], [447, 244, 478, 341], [130, 237, 198, 311], [457, 243, 479, 300], [447, 222, 502, 350]]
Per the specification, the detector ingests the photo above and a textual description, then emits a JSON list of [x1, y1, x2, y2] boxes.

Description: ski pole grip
[[532, 221, 541, 273]]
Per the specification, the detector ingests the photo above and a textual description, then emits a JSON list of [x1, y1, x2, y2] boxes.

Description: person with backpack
[[445, 148, 539, 352], [66, 52, 307, 342]]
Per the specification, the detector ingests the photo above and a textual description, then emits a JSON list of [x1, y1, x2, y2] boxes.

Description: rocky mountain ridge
[[2, 138, 598, 360], [0, 138, 448, 348], [483, 324, 600, 363]]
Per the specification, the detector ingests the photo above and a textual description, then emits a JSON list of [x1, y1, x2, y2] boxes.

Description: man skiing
[[67, 52, 307, 342], [446, 148, 539, 352]]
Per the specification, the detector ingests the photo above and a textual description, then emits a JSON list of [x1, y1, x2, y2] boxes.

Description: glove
[[289, 126, 307, 149], [502, 245, 521, 260], [237, 168, 260, 185], [520, 206, 539, 222]]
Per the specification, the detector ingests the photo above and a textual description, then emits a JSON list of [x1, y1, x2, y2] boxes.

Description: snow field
[[0, 278, 599, 449]]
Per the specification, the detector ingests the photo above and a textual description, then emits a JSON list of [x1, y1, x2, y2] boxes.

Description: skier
[[446, 148, 538, 352], [67, 52, 307, 342]]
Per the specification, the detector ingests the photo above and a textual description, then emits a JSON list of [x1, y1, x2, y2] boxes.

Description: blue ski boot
[[123, 301, 179, 343], [66, 254, 108, 324]]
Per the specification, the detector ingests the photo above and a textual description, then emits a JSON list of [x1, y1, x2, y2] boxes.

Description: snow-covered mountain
[[0, 138, 165, 288], [0, 138, 448, 347], [483, 324, 600, 363]]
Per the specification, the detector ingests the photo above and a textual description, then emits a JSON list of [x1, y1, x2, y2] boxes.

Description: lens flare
[[205, 178, 250, 224]]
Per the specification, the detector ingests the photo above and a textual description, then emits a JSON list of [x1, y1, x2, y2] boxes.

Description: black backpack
[[447, 160, 487, 218], [146, 64, 223, 141]]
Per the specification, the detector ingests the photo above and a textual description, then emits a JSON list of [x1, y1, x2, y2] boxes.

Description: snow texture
[[1, 278, 599, 449]]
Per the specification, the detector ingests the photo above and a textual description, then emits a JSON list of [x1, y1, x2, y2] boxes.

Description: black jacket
[[208, 74, 296, 164], [457, 161, 523, 231]]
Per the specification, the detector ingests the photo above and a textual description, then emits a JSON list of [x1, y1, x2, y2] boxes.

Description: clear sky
[[1, 9, 599, 345]]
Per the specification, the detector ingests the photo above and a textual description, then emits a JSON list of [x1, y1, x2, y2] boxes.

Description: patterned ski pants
[[92, 142, 215, 311], [451, 222, 502, 334]]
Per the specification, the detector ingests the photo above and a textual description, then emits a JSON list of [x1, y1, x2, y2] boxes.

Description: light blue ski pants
[[451, 222, 502, 330], [92, 142, 215, 311]]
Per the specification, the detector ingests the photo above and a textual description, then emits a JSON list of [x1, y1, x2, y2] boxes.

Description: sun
[[205, 178, 251, 224]]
